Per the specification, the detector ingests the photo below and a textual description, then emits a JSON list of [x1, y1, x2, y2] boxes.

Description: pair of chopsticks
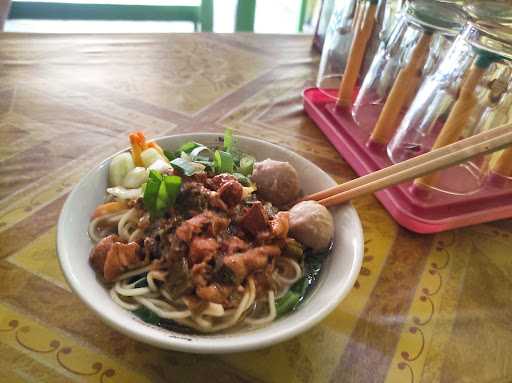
[[304, 122, 512, 207]]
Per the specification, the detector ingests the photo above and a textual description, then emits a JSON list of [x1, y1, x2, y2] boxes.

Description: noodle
[[88, 133, 327, 333], [115, 280, 151, 296], [245, 291, 277, 326], [110, 287, 141, 311], [134, 297, 191, 319], [102, 246, 301, 332], [88, 210, 127, 243], [274, 257, 302, 285], [113, 265, 152, 282], [118, 208, 139, 241], [104, 251, 301, 332], [147, 271, 160, 292], [128, 228, 144, 242]]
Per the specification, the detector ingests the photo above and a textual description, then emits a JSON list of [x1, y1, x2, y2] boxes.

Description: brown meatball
[[251, 159, 300, 206], [289, 201, 334, 252]]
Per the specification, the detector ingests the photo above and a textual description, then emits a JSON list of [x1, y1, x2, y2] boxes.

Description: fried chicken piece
[[269, 211, 289, 239], [103, 242, 144, 282], [89, 235, 119, 274], [240, 202, 269, 236], [175, 211, 229, 242], [221, 236, 249, 255], [189, 237, 219, 264], [90, 236, 144, 282], [218, 180, 243, 207], [223, 245, 281, 281]]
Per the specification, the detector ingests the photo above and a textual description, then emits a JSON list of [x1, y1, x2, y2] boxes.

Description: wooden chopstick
[[305, 123, 512, 202], [302, 122, 512, 207]]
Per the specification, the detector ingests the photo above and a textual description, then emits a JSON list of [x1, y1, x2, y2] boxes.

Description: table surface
[[0, 32, 511, 383]]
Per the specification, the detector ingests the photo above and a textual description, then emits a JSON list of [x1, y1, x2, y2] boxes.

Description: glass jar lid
[[463, 1, 512, 25], [464, 20, 512, 61], [405, 0, 466, 35]]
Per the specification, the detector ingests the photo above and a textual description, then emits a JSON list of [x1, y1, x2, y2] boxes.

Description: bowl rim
[[57, 132, 363, 354]]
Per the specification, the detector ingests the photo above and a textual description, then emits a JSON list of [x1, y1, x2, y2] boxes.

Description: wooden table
[[0, 32, 511, 383]]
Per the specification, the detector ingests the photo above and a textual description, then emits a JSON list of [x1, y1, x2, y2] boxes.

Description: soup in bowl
[[57, 132, 363, 353]]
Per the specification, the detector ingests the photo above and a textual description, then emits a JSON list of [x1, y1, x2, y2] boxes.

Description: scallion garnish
[[163, 150, 175, 161], [176, 141, 200, 155], [224, 128, 234, 152], [214, 150, 234, 173], [233, 172, 251, 186], [143, 175, 161, 216], [171, 157, 206, 176], [164, 175, 181, 206], [239, 155, 255, 176], [143, 170, 182, 217]]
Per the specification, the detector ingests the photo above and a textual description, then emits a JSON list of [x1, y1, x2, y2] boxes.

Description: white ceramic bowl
[[57, 133, 363, 354]]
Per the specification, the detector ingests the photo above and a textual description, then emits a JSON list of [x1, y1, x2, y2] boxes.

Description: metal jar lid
[[405, 0, 466, 35], [463, 20, 512, 61]]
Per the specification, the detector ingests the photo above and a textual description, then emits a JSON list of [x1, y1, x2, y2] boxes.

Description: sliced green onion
[[233, 172, 251, 186], [144, 170, 182, 217], [224, 128, 233, 152], [143, 176, 161, 215], [163, 175, 181, 207], [163, 149, 175, 161], [170, 157, 205, 176], [196, 159, 214, 169], [176, 141, 200, 155], [214, 150, 234, 174], [239, 155, 255, 176], [156, 182, 168, 211], [148, 169, 163, 182], [190, 145, 211, 161]]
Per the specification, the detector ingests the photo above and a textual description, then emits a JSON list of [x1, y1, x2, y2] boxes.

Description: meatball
[[289, 201, 334, 252], [251, 159, 300, 206]]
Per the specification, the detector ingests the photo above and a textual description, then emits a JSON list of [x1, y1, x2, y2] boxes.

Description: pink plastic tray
[[303, 87, 512, 233]]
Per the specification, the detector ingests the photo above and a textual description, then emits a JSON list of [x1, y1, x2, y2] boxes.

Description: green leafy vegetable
[[275, 247, 331, 317], [190, 145, 211, 161], [133, 307, 160, 325], [143, 170, 182, 217], [171, 157, 205, 176], [143, 172, 162, 216], [149, 169, 163, 182], [239, 155, 255, 176], [233, 172, 251, 186], [214, 150, 234, 173], [163, 150, 175, 161], [275, 277, 308, 317], [176, 141, 200, 155], [164, 175, 181, 207], [224, 128, 234, 152]]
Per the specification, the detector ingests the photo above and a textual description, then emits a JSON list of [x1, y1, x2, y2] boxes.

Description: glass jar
[[316, 0, 403, 101], [387, 20, 512, 194], [352, 0, 465, 142], [464, 0, 512, 26]]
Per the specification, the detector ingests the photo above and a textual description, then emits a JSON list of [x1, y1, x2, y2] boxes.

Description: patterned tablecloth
[[0, 32, 511, 383]]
